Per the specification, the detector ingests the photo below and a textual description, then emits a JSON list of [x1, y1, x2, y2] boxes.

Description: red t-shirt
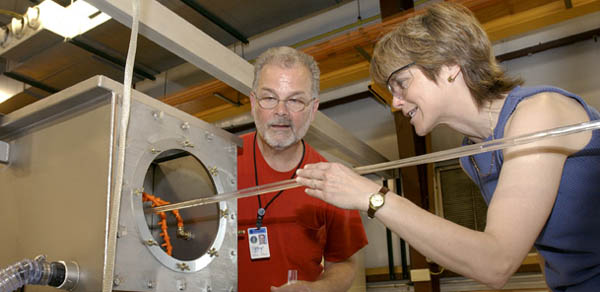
[[237, 132, 368, 292]]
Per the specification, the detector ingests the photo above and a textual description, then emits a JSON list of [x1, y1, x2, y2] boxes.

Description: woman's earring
[[448, 76, 455, 82]]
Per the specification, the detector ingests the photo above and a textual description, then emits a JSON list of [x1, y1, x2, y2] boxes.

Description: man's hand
[[270, 254, 359, 292], [270, 280, 313, 292]]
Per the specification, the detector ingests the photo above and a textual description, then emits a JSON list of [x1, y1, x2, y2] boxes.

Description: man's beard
[[256, 115, 311, 150]]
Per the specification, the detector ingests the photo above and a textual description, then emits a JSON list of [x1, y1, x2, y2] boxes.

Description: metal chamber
[[0, 76, 240, 292]]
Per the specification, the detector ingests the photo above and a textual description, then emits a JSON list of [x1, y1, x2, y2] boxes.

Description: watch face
[[370, 194, 384, 207]]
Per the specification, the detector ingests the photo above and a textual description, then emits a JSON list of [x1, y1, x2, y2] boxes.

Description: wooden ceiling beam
[[161, 0, 600, 121], [196, 103, 251, 123], [484, 0, 600, 41], [162, 78, 230, 105]]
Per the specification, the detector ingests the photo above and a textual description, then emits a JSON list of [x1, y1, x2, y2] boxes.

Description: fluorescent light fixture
[[0, 75, 27, 104], [37, 0, 111, 38], [0, 93, 12, 104], [0, 1, 111, 105], [0, 94, 12, 104]]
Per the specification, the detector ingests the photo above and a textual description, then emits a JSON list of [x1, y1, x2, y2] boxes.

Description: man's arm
[[270, 253, 360, 292]]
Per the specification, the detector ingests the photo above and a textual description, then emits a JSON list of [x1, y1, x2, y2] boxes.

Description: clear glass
[[353, 119, 600, 174], [152, 178, 299, 212], [287, 269, 298, 284], [151, 120, 600, 213], [257, 97, 314, 112], [386, 62, 415, 97]]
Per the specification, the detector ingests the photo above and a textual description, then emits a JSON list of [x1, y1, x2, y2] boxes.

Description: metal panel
[[113, 88, 238, 292], [0, 76, 239, 292], [0, 95, 114, 292]]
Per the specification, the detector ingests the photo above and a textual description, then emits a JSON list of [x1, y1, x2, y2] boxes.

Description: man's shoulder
[[239, 132, 255, 145], [237, 132, 256, 160], [303, 140, 328, 163]]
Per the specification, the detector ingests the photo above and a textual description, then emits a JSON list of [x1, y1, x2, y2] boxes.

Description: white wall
[[321, 98, 400, 161], [506, 36, 600, 108], [430, 36, 600, 152]]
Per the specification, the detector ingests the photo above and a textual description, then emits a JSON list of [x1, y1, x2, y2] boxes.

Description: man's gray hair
[[252, 46, 320, 99]]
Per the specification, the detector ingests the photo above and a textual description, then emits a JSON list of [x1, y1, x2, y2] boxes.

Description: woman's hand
[[295, 162, 381, 211]]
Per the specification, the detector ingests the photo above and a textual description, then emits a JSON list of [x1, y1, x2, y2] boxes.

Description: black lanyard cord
[[253, 133, 305, 228]]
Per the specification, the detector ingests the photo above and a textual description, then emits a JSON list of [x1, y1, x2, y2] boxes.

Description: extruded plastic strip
[[103, 1, 139, 291]]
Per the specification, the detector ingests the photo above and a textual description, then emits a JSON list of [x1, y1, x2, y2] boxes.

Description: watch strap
[[367, 186, 389, 219]]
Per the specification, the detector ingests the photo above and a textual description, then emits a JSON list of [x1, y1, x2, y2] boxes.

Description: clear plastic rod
[[152, 178, 299, 213], [152, 119, 600, 213]]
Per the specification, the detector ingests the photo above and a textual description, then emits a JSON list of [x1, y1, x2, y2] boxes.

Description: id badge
[[248, 227, 270, 260]]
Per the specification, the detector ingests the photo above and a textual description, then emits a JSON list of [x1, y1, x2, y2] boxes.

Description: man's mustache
[[267, 117, 292, 127]]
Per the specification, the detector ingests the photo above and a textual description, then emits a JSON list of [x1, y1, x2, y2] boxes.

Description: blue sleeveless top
[[460, 86, 600, 291]]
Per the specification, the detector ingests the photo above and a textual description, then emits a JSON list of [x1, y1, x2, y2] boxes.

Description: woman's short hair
[[370, 2, 522, 105]]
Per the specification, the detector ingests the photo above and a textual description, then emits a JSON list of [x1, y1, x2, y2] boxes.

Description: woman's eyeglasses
[[386, 62, 416, 97]]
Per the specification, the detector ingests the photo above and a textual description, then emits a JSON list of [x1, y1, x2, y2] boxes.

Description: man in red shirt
[[237, 46, 368, 292]]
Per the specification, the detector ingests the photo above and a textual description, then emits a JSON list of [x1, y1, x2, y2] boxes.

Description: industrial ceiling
[[0, 0, 347, 113], [0, 0, 599, 121]]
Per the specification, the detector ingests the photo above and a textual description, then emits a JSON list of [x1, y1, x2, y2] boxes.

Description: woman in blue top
[[295, 2, 599, 291]]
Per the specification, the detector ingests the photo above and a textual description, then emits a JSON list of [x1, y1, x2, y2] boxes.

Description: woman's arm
[[296, 92, 591, 288]]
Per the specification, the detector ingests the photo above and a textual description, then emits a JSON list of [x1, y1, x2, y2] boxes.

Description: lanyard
[[253, 133, 305, 229]]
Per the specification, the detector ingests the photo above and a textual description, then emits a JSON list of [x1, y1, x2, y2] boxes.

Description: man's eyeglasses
[[257, 96, 315, 112], [386, 62, 415, 97]]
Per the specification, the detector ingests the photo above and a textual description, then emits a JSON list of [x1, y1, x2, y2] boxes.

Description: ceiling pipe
[[497, 28, 600, 62], [180, 0, 248, 44], [68, 37, 157, 81], [3, 72, 58, 94], [237, 0, 380, 60], [492, 10, 600, 55]]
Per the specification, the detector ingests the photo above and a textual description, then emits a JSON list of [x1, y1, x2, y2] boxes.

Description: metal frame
[[0, 75, 241, 292], [130, 140, 229, 274], [86, 0, 393, 179]]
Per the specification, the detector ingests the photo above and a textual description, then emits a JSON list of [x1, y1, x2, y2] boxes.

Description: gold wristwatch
[[367, 186, 389, 219]]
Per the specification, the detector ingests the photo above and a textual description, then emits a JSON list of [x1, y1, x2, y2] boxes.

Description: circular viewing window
[[141, 149, 219, 261]]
